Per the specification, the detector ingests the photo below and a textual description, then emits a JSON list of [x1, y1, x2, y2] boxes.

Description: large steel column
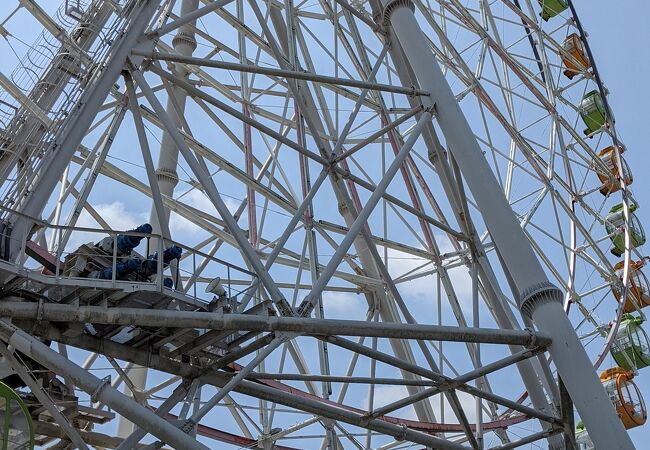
[[367, 5, 559, 444], [117, 0, 200, 438], [380, 1, 634, 448]]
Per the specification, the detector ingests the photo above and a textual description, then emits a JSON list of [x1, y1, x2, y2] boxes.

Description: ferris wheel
[[0, 0, 645, 449]]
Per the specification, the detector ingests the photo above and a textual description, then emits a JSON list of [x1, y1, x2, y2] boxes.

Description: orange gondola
[[562, 33, 591, 79], [613, 260, 650, 313], [600, 368, 647, 429], [596, 146, 633, 195]]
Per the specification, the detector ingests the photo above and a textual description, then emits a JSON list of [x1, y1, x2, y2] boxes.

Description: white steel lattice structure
[[0, 0, 644, 448]]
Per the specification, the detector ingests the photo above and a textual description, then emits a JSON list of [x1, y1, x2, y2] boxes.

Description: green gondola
[[0, 381, 34, 450], [611, 314, 650, 371], [538, 0, 568, 21], [604, 203, 646, 257], [580, 90, 608, 135], [575, 421, 595, 450]]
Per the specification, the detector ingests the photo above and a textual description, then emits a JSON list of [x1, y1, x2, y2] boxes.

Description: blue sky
[[0, 1, 648, 447], [579, 2, 650, 445]]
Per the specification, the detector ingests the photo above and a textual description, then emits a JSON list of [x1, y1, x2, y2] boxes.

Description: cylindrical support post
[[380, 1, 634, 448], [531, 300, 626, 448], [148, 0, 199, 237], [0, 301, 551, 346]]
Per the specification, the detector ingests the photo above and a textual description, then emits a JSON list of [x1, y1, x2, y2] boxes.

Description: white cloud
[[170, 188, 240, 235], [386, 247, 436, 301], [321, 291, 368, 319], [92, 202, 146, 230], [316, 238, 475, 323], [58, 189, 244, 252], [368, 385, 418, 420], [64, 202, 147, 252], [169, 212, 200, 235], [385, 244, 473, 308], [442, 390, 490, 425]]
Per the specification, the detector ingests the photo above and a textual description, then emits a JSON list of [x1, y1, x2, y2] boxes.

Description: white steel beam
[[132, 49, 427, 96], [298, 110, 432, 313], [115, 381, 192, 450]]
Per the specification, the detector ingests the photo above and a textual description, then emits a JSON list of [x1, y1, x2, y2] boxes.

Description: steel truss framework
[[0, 0, 642, 449]]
